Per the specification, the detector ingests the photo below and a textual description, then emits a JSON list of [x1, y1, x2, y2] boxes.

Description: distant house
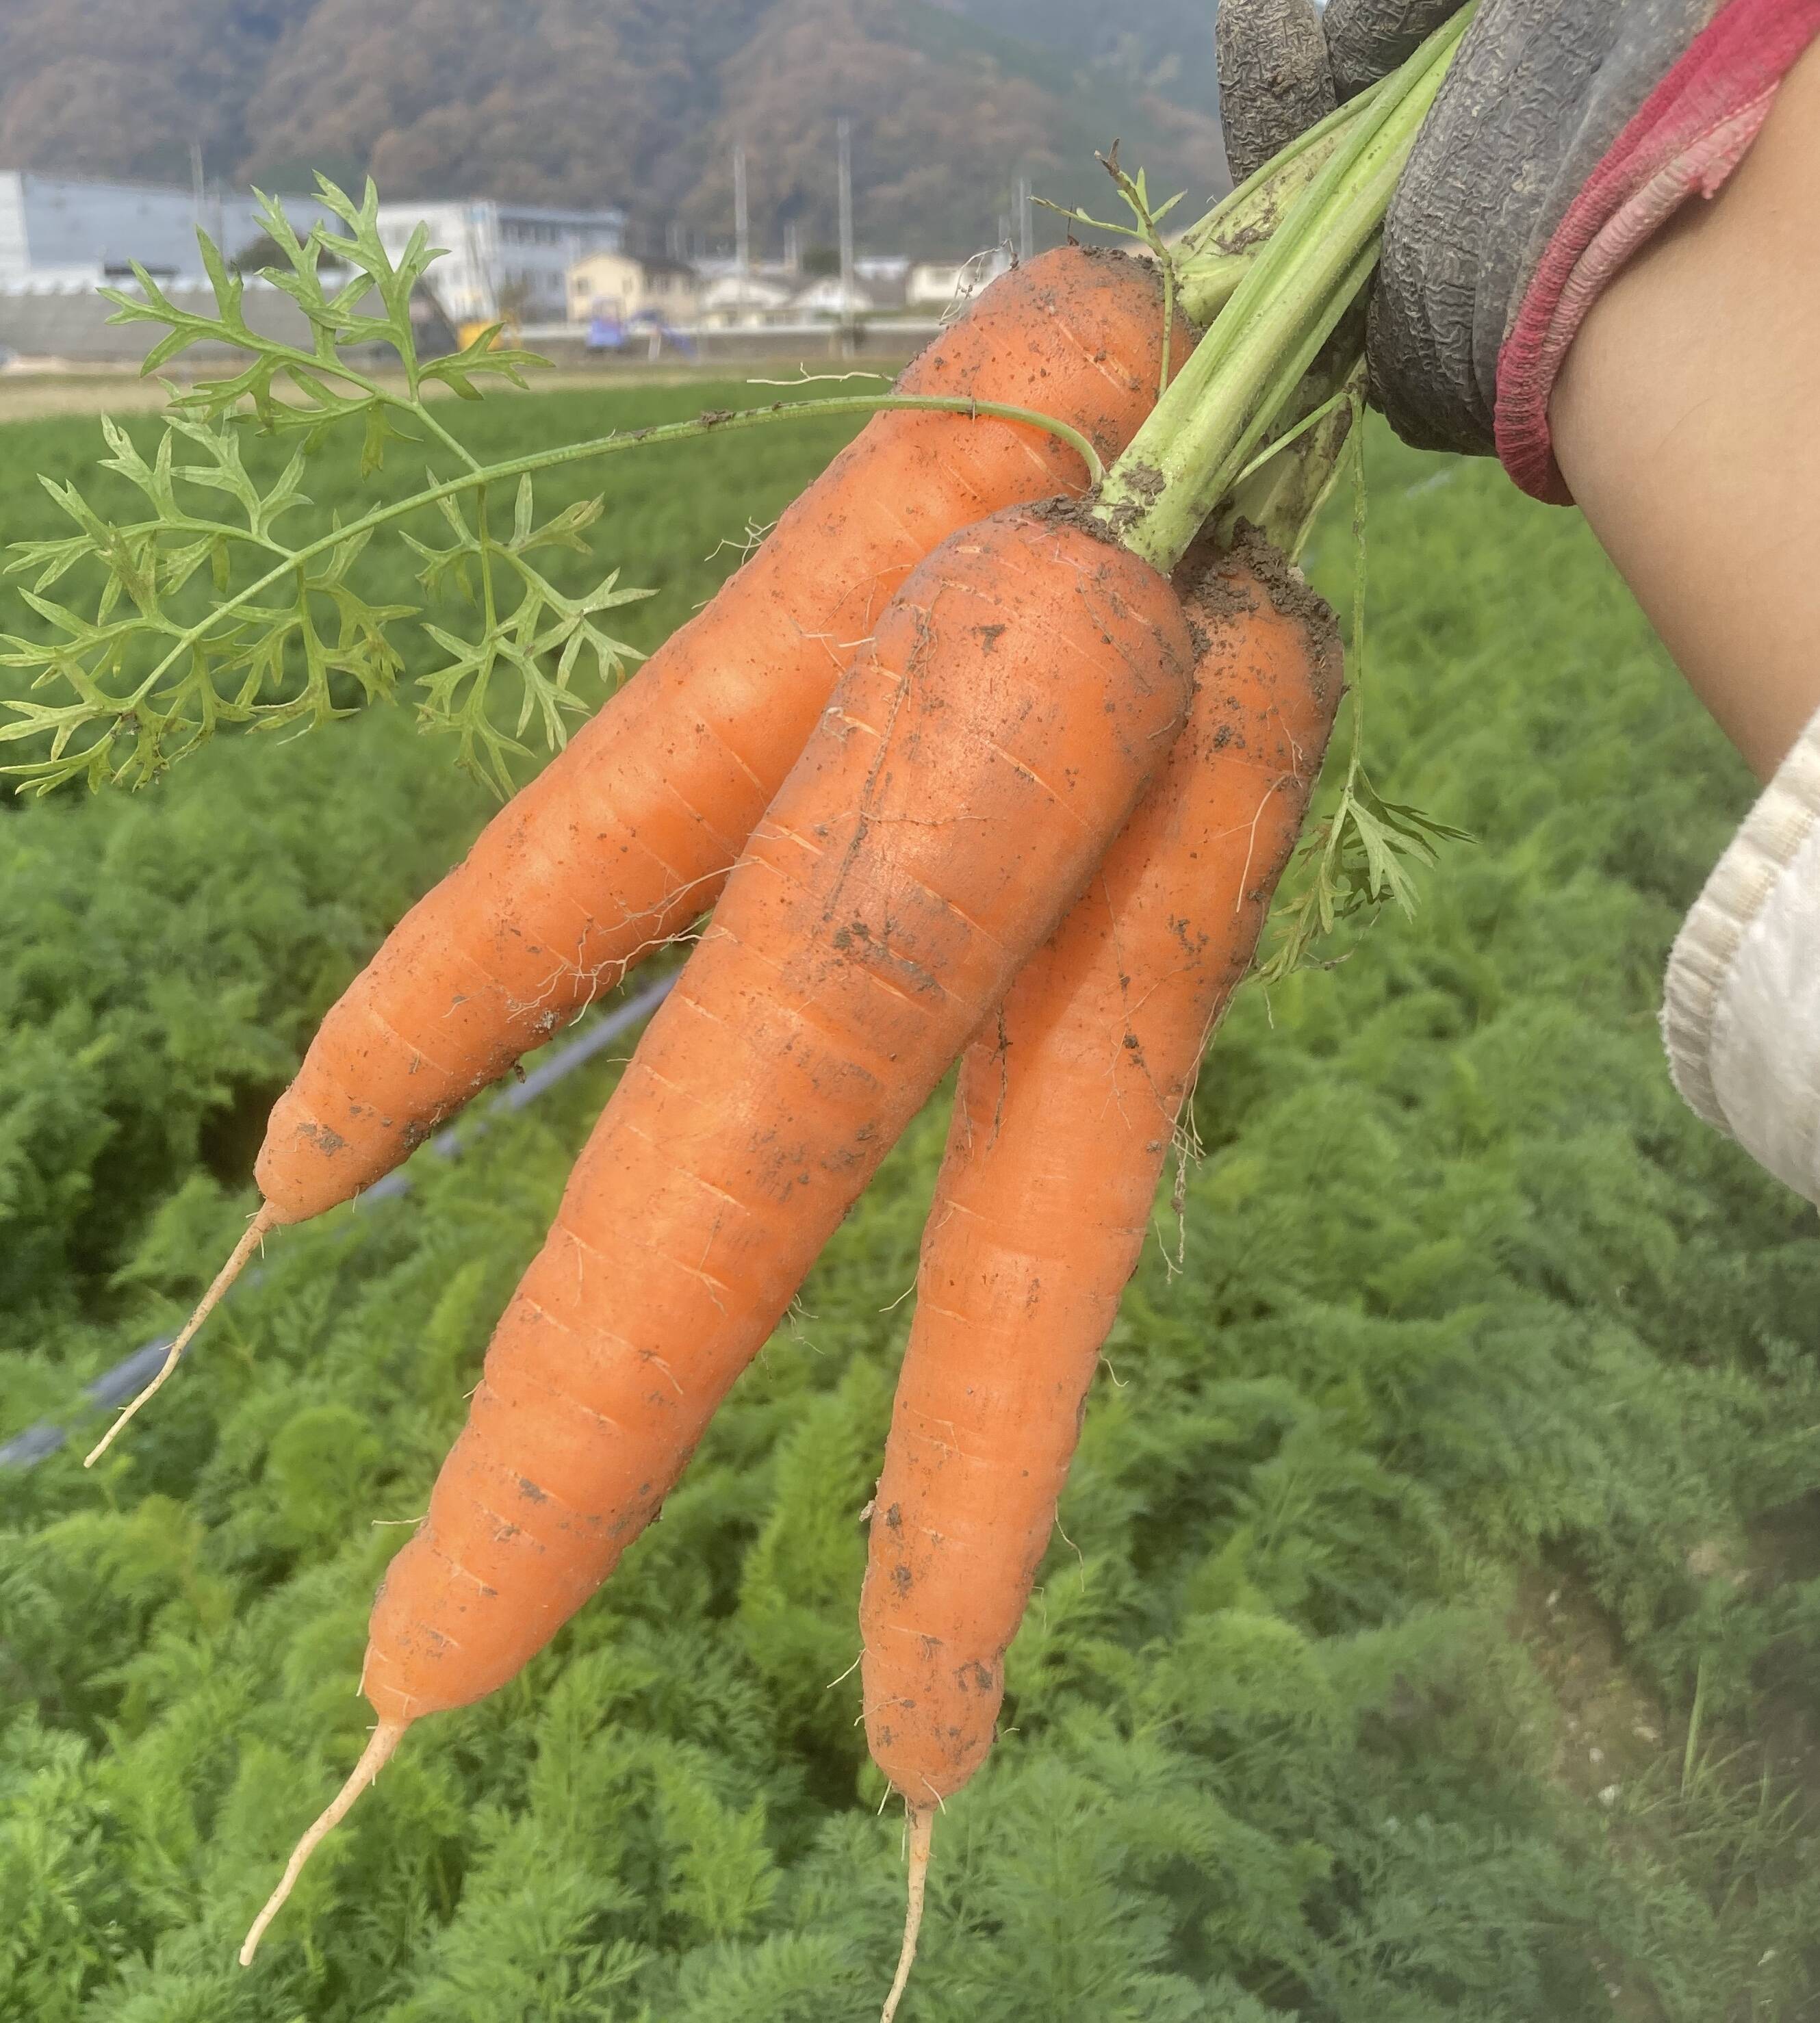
[[567, 250, 699, 327], [849, 257, 911, 312], [693, 255, 799, 285], [906, 250, 1014, 312], [0, 170, 329, 292], [791, 276, 873, 320], [374, 200, 627, 327], [697, 272, 793, 328]]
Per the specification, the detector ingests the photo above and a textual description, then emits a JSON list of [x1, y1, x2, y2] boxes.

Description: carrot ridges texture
[[355, 504, 1196, 1729], [254, 250, 1188, 1228], [235, 504, 1192, 1956], [860, 536, 1343, 1812]]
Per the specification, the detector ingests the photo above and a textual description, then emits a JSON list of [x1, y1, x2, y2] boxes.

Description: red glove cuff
[[1496, 0, 1820, 504]]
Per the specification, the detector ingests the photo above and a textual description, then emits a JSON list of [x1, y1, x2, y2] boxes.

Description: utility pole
[[836, 115, 856, 356], [190, 139, 205, 244], [1016, 175, 1033, 262], [734, 144, 749, 278]]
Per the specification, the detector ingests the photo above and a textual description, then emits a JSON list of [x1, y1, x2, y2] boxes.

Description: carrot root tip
[[85, 1202, 277, 1469], [239, 1717, 405, 1966], [880, 1803, 936, 2023]]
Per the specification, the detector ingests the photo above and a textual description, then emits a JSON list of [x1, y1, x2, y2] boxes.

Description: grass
[[1, 391, 1819, 2020]]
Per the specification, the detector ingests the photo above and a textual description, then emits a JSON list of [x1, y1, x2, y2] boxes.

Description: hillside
[[939, 0, 1222, 112], [0, 0, 1228, 257]]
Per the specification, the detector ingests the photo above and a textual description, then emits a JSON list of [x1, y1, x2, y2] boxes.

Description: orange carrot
[[87, 249, 1184, 1467], [859, 537, 1342, 2007], [240, 502, 1197, 1961], [261, 249, 1183, 1224]]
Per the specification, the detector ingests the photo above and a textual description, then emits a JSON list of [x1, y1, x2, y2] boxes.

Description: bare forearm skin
[[1550, 38, 1820, 784]]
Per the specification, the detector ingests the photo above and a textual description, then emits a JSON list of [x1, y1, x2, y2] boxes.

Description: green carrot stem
[[1180, 61, 1398, 263], [8, 391, 1109, 727], [1096, 4, 1474, 574], [1172, 67, 1398, 326], [1220, 363, 1366, 560]]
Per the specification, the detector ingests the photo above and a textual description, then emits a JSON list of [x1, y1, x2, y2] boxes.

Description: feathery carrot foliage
[[3, 400, 1819, 2019]]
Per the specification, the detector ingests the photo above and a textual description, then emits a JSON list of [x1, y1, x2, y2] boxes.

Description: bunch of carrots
[[76, 18, 1472, 2014]]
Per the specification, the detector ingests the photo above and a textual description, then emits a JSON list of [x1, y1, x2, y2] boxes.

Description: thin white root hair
[[880, 1803, 935, 2023], [86, 1203, 277, 1467], [747, 365, 889, 387], [240, 1719, 405, 1966]]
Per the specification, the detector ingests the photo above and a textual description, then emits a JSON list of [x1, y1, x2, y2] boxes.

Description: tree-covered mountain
[[943, 0, 1222, 113], [0, 0, 1229, 257]]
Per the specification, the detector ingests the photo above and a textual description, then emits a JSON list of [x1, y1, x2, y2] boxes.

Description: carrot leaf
[[0, 172, 1125, 795], [1255, 429, 1472, 987], [406, 476, 651, 798], [0, 178, 643, 794]]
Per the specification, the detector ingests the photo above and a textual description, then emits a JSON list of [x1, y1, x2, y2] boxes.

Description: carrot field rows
[[3, 392, 1819, 2020]]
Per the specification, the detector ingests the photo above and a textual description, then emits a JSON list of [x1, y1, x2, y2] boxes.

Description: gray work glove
[[1215, 0, 1815, 498], [1215, 0, 1460, 181]]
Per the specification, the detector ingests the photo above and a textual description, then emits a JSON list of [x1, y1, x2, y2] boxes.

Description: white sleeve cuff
[[1663, 702, 1820, 1207]]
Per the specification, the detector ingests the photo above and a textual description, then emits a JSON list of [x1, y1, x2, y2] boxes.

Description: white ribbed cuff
[[1663, 701, 1820, 1207]]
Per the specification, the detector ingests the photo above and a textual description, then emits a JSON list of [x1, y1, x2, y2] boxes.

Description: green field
[[3, 387, 1819, 2021]]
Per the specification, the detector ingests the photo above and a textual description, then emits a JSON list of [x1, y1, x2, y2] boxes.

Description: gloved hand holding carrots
[[1220, 0, 1820, 1207]]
